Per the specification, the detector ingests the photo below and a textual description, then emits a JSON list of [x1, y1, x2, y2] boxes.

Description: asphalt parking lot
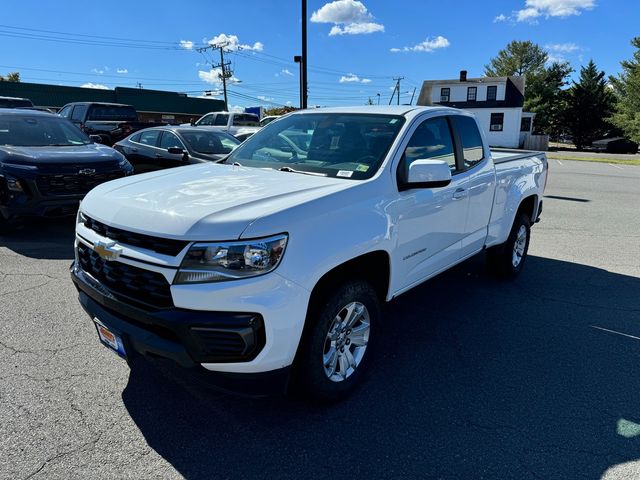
[[1, 159, 639, 480]]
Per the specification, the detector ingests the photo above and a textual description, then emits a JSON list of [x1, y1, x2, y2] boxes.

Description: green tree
[[526, 62, 573, 138], [0, 71, 20, 82], [564, 60, 616, 149], [610, 37, 640, 143], [484, 40, 548, 77], [485, 41, 572, 137]]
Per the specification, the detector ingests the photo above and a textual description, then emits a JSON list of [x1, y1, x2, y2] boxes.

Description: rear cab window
[[232, 114, 259, 127], [451, 115, 485, 169], [214, 114, 229, 126]]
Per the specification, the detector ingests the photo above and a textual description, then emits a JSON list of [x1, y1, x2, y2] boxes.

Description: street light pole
[[301, 0, 308, 109]]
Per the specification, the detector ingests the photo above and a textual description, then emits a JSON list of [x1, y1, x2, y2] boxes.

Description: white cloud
[[546, 53, 567, 64], [311, 0, 384, 36], [91, 67, 109, 75], [329, 22, 384, 35], [207, 33, 263, 51], [116, 68, 128, 74], [390, 36, 450, 53], [257, 95, 274, 102], [286, 101, 293, 106], [339, 73, 371, 83], [180, 40, 194, 50], [275, 68, 294, 77], [546, 42, 579, 53], [229, 105, 245, 113], [517, 7, 541, 21], [81, 82, 109, 90], [515, 0, 594, 22], [198, 68, 240, 85], [494, 13, 508, 22]]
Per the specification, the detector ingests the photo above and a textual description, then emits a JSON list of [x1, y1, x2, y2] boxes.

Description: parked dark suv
[[0, 109, 133, 230], [58, 102, 166, 146]]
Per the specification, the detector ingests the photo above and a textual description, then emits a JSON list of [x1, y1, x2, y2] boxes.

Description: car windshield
[[180, 130, 240, 155], [0, 115, 91, 146], [87, 105, 137, 121], [226, 113, 405, 179]]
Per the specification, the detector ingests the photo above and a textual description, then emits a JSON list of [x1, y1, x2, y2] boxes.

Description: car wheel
[[486, 213, 531, 278], [293, 280, 380, 403]]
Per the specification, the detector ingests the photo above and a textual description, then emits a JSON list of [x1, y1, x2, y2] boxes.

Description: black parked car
[[0, 110, 133, 231], [113, 126, 241, 173]]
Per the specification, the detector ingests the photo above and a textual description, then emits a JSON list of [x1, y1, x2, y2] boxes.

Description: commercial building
[[0, 82, 225, 124]]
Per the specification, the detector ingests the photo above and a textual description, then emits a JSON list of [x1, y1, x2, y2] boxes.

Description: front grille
[[83, 216, 188, 256], [36, 163, 124, 196], [77, 242, 173, 309]]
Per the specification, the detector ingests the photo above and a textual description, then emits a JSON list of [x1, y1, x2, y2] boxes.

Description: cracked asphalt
[[1, 160, 639, 480]]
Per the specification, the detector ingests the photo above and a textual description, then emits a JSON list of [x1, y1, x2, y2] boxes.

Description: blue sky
[[1, 0, 636, 110]]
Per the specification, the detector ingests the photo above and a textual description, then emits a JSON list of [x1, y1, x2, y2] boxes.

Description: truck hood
[[0, 144, 123, 165], [81, 163, 352, 241]]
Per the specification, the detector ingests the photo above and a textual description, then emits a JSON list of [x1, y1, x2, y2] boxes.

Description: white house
[[417, 71, 529, 148]]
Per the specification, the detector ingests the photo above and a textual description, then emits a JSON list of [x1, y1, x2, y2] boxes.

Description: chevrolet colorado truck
[[71, 106, 547, 401]]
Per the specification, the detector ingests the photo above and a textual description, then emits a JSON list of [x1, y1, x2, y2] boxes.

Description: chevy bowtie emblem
[[93, 240, 122, 261], [78, 168, 96, 175]]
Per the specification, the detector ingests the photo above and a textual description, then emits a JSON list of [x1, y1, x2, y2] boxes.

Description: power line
[[196, 42, 235, 110]]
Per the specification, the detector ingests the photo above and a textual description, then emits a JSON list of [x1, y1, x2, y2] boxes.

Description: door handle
[[155, 153, 163, 158], [452, 188, 468, 200], [129, 147, 138, 153]]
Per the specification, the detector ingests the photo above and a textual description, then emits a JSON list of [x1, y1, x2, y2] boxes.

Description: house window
[[490, 113, 504, 132], [487, 86, 497, 101], [467, 87, 477, 102], [440, 88, 450, 102], [520, 117, 532, 132]]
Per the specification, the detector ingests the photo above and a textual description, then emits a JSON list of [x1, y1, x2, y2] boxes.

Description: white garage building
[[417, 72, 529, 148]]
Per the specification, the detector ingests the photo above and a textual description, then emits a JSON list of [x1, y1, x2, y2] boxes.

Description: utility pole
[[409, 87, 416, 105], [197, 42, 233, 111], [392, 77, 404, 105]]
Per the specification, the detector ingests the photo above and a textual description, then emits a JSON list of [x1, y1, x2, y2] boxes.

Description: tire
[[486, 212, 531, 278], [292, 280, 381, 403]]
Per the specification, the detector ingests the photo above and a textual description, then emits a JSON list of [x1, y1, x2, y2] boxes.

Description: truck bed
[[491, 148, 546, 164]]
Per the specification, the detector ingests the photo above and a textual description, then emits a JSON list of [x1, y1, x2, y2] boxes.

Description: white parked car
[[71, 106, 548, 401]]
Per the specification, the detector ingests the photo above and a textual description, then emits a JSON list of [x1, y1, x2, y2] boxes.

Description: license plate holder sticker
[[93, 318, 126, 358]]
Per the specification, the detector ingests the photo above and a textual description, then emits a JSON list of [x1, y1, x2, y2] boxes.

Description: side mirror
[[89, 135, 102, 144], [400, 159, 452, 190], [167, 147, 189, 161]]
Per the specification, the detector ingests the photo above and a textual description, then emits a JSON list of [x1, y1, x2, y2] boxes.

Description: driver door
[[391, 115, 470, 293]]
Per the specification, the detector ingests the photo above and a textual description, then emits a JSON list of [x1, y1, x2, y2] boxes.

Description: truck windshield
[[226, 113, 405, 179], [0, 115, 91, 146], [87, 105, 137, 122]]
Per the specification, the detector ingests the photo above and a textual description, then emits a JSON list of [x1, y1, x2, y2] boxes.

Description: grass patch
[[547, 154, 640, 166]]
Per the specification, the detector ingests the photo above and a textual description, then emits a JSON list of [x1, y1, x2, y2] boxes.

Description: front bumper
[[71, 261, 302, 395]]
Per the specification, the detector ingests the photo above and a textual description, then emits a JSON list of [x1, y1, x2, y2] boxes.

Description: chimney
[[459, 70, 467, 82]]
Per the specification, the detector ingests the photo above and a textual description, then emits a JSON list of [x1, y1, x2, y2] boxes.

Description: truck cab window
[[214, 114, 229, 126], [403, 117, 456, 173], [451, 115, 484, 168], [197, 114, 214, 126]]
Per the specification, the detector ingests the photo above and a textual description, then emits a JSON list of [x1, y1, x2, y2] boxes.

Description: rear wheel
[[486, 213, 531, 278], [293, 280, 380, 403]]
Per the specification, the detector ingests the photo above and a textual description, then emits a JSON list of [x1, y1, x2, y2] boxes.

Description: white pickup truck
[[185, 111, 261, 140], [71, 106, 547, 401]]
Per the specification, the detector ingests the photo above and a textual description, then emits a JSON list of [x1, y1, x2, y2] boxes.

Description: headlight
[[174, 234, 288, 284]]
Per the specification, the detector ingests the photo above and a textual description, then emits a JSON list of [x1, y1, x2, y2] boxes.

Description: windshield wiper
[[278, 166, 327, 177]]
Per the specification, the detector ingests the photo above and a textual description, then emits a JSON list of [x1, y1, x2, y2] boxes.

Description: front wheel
[[292, 280, 380, 403], [486, 213, 531, 278]]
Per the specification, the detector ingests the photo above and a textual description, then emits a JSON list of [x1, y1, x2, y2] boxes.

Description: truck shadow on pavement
[[121, 254, 640, 479], [0, 217, 75, 260]]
